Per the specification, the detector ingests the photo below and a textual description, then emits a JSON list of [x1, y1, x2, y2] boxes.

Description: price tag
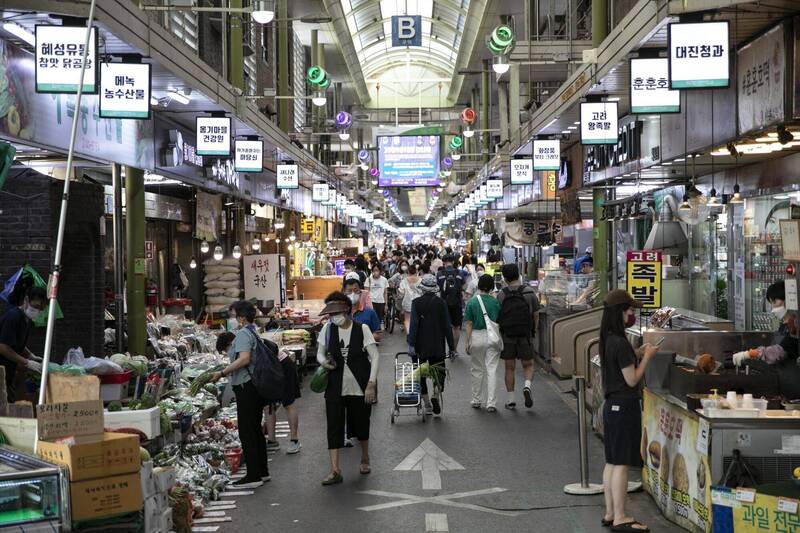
[[777, 497, 799, 514], [735, 488, 756, 503], [696, 418, 710, 455]]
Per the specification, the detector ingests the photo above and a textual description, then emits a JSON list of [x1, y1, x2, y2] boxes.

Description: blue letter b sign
[[392, 15, 422, 47]]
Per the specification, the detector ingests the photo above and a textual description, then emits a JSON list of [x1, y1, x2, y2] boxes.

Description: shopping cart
[[391, 352, 426, 424]]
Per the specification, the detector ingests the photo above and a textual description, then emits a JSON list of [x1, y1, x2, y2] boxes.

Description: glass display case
[[0, 447, 66, 530]]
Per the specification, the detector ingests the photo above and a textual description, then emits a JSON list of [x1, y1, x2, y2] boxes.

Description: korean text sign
[[196, 116, 231, 156], [668, 21, 730, 89], [532, 139, 560, 170], [243, 254, 281, 303], [36, 25, 97, 94], [99, 63, 150, 119], [630, 58, 680, 114], [234, 139, 263, 172], [487, 179, 504, 198], [626, 250, 662, 308], [312, 183, 329, 202], [510, 159, 534, 184], [277, 164, 299, 189], [580, 102, 618, 145]]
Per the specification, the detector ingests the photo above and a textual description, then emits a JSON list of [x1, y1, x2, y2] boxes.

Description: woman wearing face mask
[[317, 292, 379, 485], [599, 290, 657, 533], [365, 264, 388, 324], [398, 265, 422, 334], [209, 301, 270, 488]]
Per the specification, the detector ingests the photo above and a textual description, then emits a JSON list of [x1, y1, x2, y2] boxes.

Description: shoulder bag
[[476, 294, 503, 350]]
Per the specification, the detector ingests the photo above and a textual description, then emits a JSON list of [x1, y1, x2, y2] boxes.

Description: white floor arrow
[[394, 438, 465, 490]]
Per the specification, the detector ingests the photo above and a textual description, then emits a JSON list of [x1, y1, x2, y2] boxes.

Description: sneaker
[[470, 401, 481, 409], [424, 402, 433, 415], [343, 439, 354, 448], [321, 471, 343, 486], [286, 441, 302, 455], [267, 440, 280, 451], [486, 406, 497, 413], [431, 397, 441, 415], [505, 401, 516, 410], [232, 477, 263, 489], [523, 387, 533, 408]]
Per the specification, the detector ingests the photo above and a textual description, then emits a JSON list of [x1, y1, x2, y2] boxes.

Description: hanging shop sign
[[626, 250, 662, 308], [301, 218, 314, 234], [532, 139, 560, 170], [584, 118, 643, 175], [510, 158, 534, 184], [99, 62, 150, 119], [668, 21, 730, 89], [196, 116, 231, 156], [642, 389, 711, 533], [541, 171, 557, 199], [195, 190, 221, 242], [322, 187, 336, 206], [312, 183, 328, 202], [276, 163, 299, 189], [391, 15, 422, 47], [160, 128, 203, 168], [580, 102, 618, 145], [487, 179, 504, 199], [478, 185, 488, 204], [233, 139, 263, 172], [737, 23, 786, 135], [244, 254, 282, 304], [35, 25, 98, 94], [630, 57, 680, 114], [208, 159, 240, 190]]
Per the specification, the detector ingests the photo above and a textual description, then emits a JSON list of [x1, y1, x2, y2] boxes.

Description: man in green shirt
[[463, 274, 502, 412]]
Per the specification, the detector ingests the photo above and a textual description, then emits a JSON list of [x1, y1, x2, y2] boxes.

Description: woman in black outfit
[[599, 290, 657, 533]]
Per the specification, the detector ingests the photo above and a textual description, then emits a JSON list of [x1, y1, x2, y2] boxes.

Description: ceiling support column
[[498, 81, 509, 144], [311, 29, 319, 159], [228, 0, 244, 91], [509, 63, 521, 135], [481, 60, 490, 164], [592, 0, 608, 47], [277, 0, 291, 132]]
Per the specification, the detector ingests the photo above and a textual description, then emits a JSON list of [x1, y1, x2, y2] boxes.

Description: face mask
[[330, 314, 346, 326], [772, 306, 787, 321], [24, 305, 40, 320], [476, 270, 484, 275], [401, 266, 408, 272], [348, 293, 360, 304], [625, 312, 636, 328]]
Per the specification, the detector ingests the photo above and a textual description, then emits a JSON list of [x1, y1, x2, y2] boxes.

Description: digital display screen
[[378, 135, 440, 187]]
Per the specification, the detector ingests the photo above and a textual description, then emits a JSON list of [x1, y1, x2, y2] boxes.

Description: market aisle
[[220, 329, 684, 533]]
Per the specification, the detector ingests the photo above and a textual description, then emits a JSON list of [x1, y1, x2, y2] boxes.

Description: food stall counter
[[291, 276, 343, 301]]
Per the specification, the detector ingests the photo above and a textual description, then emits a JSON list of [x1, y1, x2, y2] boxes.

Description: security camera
[[183, 88, 192, 96]]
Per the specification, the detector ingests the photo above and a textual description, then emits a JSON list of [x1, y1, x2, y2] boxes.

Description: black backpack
[[244, 328, 285, 403], [442, 270, 462, 307], [498, 286, 533, 338]]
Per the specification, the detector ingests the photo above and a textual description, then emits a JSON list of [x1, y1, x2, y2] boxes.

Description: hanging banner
[[737, 23, 786, 135], [630, 57, 680, 114], [626, 250, 663, 308], [668, 21, 730, 89], [541, 170, 557, 199], [243, 254, 281, 303], [276, 163, 299, 189], [510, 159, 534, 184], [301, 218, 314, 234], [312, 183, 329, 202], [35, 25, 97, 94], [195, 190, 221, 242], [580, 102, 619, 145], [532, 139, 560, 170], [322, 187, 336, 206], [487, 178, 504, 199], [233, 139, 263, 172], [99, 62, 150, 119], [196, 116, 231, 156], [642, 389, 712, 533]]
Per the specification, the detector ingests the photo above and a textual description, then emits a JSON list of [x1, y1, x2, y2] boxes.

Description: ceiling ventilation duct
[[644, 195, 688, 252]]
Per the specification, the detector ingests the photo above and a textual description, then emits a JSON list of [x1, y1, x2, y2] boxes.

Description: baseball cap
[[603, 289, 642, 308], [585, 246, 593, 254]]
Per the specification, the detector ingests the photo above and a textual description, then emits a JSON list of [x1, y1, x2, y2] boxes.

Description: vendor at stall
[[0, 286, 45, 402], [733, 280, 800, 398]]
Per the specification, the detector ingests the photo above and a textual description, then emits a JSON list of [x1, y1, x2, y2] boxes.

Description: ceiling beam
[[447, 0, 490, 103], [322, 0, 371, 104]]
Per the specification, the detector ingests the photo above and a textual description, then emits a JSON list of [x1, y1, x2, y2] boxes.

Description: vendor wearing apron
[[733, 280, 800, 399]]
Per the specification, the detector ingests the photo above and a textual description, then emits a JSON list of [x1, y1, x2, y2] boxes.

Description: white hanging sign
[[479, 185, 489, 204], [668, 21, 730, 89], [312, 183, 329, 202], [510, 159, 534, 184], [234, 139, 263, 172], [630, 57, 680, 114], [487, 179, 504, 199], [35, 25, 98, 94], [276, 163, 299, 189], [196, 116, 231, 156], [580, 102, 619, 145], [532, 139, 560, 170], [322, 188, 336, 206], [99, 62, 150, 119]]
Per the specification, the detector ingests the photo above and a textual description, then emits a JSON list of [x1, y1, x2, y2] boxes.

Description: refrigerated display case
[[0, 447, 67, 531]]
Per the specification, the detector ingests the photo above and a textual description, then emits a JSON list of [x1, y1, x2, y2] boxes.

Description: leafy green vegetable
[[188, 365, 224, 396], [107, 401, 122, 412]]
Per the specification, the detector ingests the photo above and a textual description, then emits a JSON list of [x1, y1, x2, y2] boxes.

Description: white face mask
[[772, 305, 787, 321], [330, 314, 347, 326], [24, 304, 40, 320], [476, 270, 484, 275], [348, 292, 360, 304], [373, 272, 380, 278], [401, 265, 408, 272]]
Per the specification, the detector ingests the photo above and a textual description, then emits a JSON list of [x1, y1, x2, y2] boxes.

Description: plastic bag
[[64, 347, 124, 375], [0, 264, 63, 327]]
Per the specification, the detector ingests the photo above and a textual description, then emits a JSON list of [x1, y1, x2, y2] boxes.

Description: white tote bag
[[477, 294, 504, 350]]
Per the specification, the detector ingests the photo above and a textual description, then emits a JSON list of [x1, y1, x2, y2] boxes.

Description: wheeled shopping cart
[[391, 352, 426, 424]]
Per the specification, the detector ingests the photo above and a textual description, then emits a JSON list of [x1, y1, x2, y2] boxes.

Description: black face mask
[[625, 313, 636, 328]]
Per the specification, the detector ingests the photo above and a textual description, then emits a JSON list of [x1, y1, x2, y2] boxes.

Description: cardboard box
[[70, 472, 143, 522], [37, 432, 140, 481], [140, 460, 155, 499], [46, 374, 100, 403], [160, 508, 173, 532], [152, 466, 176, 493], [36, 400, 104, 440]]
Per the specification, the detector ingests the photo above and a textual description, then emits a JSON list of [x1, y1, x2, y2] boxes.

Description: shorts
[[325, 395, 372, 449], [274, 357, 301, 408], [447, 304, 463, 327], [500, 336, 534, 360], [603, 397, 643, 467]]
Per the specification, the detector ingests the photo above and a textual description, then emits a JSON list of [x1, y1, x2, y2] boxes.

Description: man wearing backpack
[[496, 264, 540, 410], [436, 255, 465, 355]]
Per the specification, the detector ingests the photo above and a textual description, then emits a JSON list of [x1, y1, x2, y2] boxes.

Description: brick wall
[[0, 171, 105, 362]]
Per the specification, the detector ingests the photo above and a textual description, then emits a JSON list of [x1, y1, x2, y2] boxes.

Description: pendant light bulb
[[189, 258, 197, 269], [213, 245, 224, 261], [200, 240, 210, 254], [730, 184, 743, 204], [252, 238, 261, 252], [275, 220, 285, 230], [232, 244, 242, 259], [289, 234, 296, 241]]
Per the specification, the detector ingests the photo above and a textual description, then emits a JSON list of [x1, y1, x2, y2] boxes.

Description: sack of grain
[[224, 287, 242, 298], [207, 295, 238, 305], [204, 273, 223, 283], [205, 288, 226, 296], [204, 265, 240, 275], [205, 280, 242, 289], [218, 272, 240, 282]]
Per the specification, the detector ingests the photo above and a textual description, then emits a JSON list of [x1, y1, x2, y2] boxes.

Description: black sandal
[[611, 521, 649, 532], [601, 518, 613, 527]]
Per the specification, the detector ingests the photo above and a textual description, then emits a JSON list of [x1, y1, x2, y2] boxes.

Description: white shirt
[[317, 322, 380, 396], [365, 275, 388, 304]]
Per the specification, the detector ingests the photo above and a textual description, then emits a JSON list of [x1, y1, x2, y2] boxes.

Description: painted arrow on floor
[[394, 438, 464, 490]]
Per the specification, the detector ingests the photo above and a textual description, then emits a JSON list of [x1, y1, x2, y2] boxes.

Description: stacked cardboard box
[[35, 399, 144, 523], [142, 462, 176, 532]]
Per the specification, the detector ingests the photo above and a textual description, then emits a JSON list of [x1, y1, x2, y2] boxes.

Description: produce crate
[[104, 406, 161, 439], [99, 371, 134, 402]]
